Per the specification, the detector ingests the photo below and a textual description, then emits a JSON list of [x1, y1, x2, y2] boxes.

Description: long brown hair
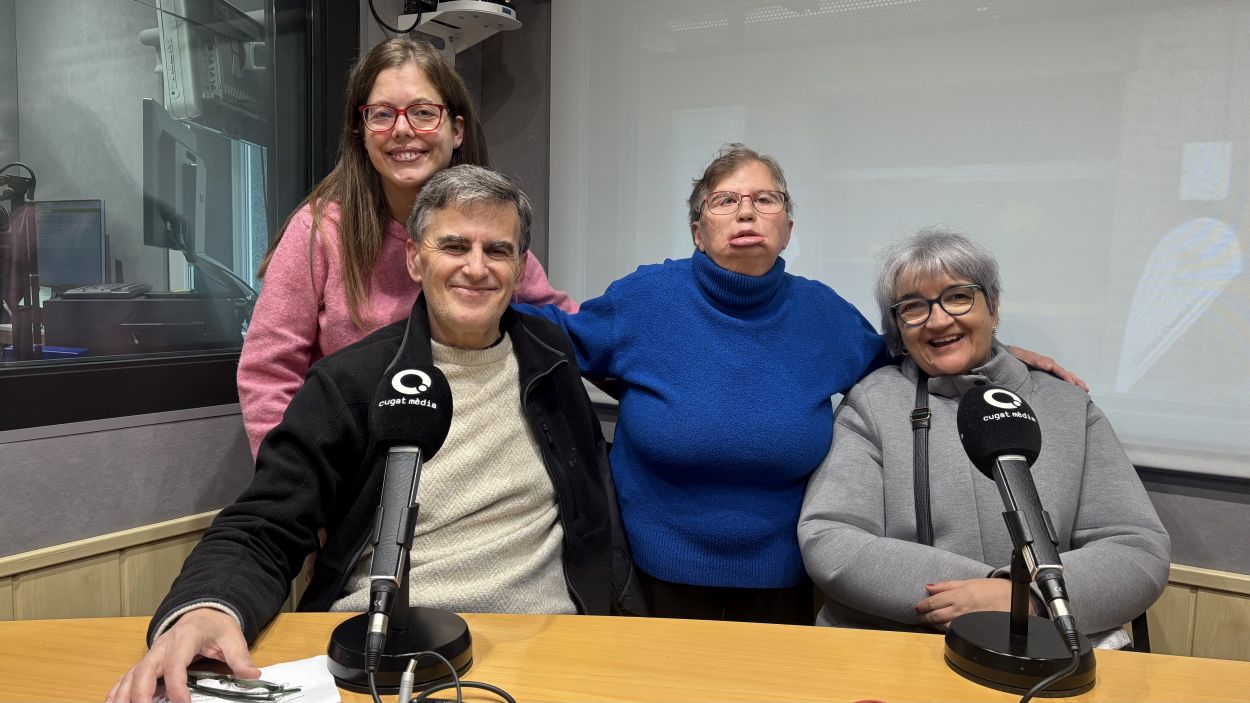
[[257, 38, 490, 330]]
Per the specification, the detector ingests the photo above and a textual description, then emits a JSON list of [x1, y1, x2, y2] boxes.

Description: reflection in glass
[[0, 0, 278, 363]]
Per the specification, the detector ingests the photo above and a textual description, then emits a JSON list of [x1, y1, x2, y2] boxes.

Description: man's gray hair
[[406, 164, 533, 254], [874, 227, 1002, 357], [686, 143, 794, 225]]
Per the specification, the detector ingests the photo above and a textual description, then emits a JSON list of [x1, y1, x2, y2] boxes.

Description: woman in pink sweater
[[239, 39, 577, 456]]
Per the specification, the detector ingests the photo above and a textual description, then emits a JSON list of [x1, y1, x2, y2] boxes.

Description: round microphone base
[[944, 611, 1096, 697], [326, 607, 473, 694]]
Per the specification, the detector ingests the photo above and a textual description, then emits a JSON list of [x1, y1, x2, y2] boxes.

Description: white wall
[[550, 0, 1250, 477]]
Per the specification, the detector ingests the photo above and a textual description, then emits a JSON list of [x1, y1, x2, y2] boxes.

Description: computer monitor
[[33, 199, 106, 288]]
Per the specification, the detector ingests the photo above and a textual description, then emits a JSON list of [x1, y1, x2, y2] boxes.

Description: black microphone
[[364, 364, 453, 670], [956, 385, 1078, 640]]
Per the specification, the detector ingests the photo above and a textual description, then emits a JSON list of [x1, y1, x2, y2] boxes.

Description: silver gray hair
[[407, 164, 533, 254], [686, 143, 794, 226], [874, 227, 1002, 357]]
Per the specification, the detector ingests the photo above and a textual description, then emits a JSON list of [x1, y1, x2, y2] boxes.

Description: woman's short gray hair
[[686, 143, 794, 224], [407, 164, 533, 254], [874, 227, 1002, 357]]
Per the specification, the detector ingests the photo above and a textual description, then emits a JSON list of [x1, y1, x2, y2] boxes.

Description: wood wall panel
[[284, 569, 311, 613], [13, 554, 121, 620], [1146, 584, 1196, 656], [0, 578, 11, 621], [120, 533, 201, 617], [0, 511, 217, 579], [1192, 591, 1250, 662]]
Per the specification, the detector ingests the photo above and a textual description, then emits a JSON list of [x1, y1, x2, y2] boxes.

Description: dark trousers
[[636, 567, 815, 625]]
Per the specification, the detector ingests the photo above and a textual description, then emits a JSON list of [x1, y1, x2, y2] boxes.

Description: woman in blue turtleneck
[[518, 144, 885, 623], [520, 144, 1072, 623]]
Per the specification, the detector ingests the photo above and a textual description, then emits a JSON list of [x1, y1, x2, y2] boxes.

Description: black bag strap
[[911, 370, 934, 546]]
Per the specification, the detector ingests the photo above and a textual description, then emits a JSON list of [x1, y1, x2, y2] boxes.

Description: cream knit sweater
[[332, 334, 576, 615]]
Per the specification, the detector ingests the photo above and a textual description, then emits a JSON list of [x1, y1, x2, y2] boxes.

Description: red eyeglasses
[[358, 103, 447, 132]]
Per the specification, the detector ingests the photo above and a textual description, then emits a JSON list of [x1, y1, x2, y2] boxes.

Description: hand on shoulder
[[1006, 345, 1089, 392]]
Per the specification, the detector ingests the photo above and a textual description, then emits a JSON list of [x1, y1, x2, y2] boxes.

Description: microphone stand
[[943, 517, 1096, 697], [326, 500, 473, 693], [1008, 549, 1031, 646], [1, 170, 40, 361]]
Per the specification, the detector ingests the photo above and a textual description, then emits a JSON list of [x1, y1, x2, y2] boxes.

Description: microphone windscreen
[[371, 365, 454, 458], [956, 385, 1042, 476]]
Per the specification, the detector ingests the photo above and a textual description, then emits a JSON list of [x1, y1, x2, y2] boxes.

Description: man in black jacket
[[109, 166, 638, 703]]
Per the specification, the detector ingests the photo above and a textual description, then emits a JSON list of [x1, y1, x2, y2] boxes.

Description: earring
[[900, 348, 909, 356], [993, 325, 999, 335]]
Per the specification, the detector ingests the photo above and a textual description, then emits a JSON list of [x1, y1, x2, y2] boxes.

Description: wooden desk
[[2, 613, 1248, 702]]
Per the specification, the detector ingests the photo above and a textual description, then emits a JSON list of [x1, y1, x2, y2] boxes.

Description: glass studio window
[[0, 0, 285, 363], [0, 0, 316, 429]]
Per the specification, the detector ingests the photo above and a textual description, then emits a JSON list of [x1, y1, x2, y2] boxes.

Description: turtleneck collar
[[691, 249, 788, 316], [899, 342, 1030, 399]]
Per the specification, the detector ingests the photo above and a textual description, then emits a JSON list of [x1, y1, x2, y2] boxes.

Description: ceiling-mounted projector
[[401, 1, 522, 65]]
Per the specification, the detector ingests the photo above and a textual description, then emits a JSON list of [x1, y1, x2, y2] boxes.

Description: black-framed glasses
[[891, 284, 982, 327], [358, 102, 447, 132], [703, 190, 788, 215]]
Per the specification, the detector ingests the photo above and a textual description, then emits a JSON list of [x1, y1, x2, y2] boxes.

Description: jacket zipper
[[523, 358, 587, 614]]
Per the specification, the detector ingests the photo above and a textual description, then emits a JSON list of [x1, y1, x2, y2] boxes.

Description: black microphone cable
[[1020, 639, 1081, 703], [1019, 577, 1082, 703], [367, 649, 517, 703], [367, 0, 422, 35], [414, 681, 516, 703]]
